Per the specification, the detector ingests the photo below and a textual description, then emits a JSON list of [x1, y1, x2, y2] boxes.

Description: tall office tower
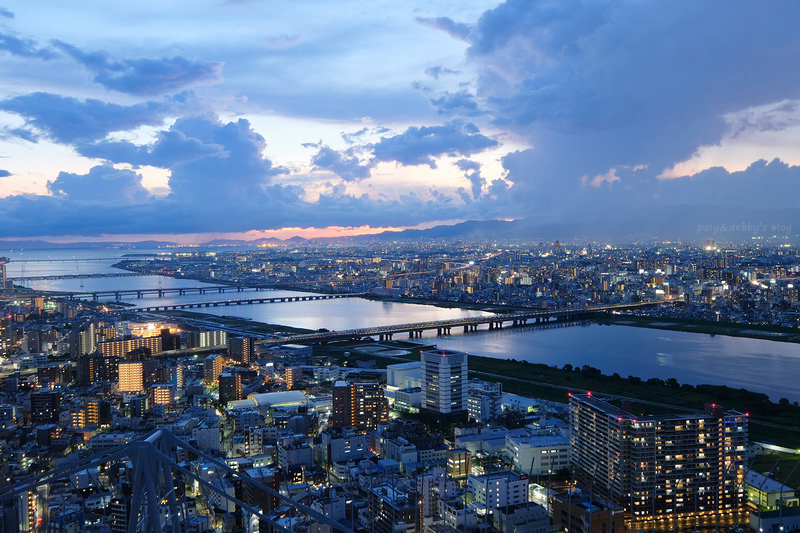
[[570, 394, 748, 529], [331, 381, 388, 431], [218, 373, 243, 406], [0, 257, 7, 290], [228, 336, 254, 363], [118, 361, 144, 392], [421, 349, 468, 424]]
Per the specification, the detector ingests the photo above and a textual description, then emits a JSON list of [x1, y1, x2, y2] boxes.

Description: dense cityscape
[[3, 1, 800, 532], [0, 240, 798, 532]]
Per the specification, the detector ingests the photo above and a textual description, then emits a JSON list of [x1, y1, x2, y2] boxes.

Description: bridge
[[50, 284, 277, 300], [11, 272, 147, 281], [270, 301, 659, 343], [130, 292, 367, 311]]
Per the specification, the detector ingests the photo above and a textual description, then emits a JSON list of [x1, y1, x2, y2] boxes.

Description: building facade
[[421, 349, 467, 423], [331, 380, 388, 431], [570, 393, 748, 528]]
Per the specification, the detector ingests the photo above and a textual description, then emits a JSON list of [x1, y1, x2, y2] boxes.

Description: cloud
[[430, 90, 482, 116], [411, 0, 800, 223], [47, 165, 151, 204], [424, 66, 459, 79], [581, 168, 619, 188], [0, 7, 13, 18], [77, 128, 226, 168], [164, 116, 287, 201], [0, 33, 58, 59], [416, 17, 472, 41], [341, 127, 368, 144], [309, 145, 373, 181], [456, 159, 484, 199], [0, 170, 10, 177], [371, 122, 497, 168], [263, 34, 301, 49], [53, 40, 222, 95], [0, 92, 172, 143]]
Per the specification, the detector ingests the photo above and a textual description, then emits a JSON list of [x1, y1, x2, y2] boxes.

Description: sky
[[1, 1, 800, 243]]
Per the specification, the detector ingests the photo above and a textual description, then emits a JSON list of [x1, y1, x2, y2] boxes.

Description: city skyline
[[2, 1, 800, 242]]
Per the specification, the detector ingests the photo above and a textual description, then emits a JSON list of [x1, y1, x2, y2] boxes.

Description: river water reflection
[[6, 248, 799, 402]]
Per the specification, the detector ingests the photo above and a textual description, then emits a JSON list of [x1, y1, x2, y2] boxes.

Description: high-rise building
[[30, 391, 61, 423], [0, 317, 9, 352], [0, 257, 7, 290], [331, 380, 388, 431], [97, 336, 162, 358], [69, 324, 96, 357], [203, 354, 226, 384], [118, 362, 144, 392], [77, 351, 119, 384], [185, 330, 227, 349], [570, 393, 748, 528], [228, 337, 254, 364], [421, 349, 468, 424], [218, 373, 242, 406]]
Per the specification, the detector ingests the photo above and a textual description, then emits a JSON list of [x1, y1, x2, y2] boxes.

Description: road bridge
[[11, 272, 147, 281], [268, 301, 660, 343], [130, 292, 367, 311], [50, 284, 276, 300]]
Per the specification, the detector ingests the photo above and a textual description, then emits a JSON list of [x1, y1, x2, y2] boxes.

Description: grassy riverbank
[[599, 314, 800, 343], [330, 341, 800, 448]]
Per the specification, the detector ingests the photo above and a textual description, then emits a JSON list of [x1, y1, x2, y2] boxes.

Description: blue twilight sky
[[1, 1, 800, 242]]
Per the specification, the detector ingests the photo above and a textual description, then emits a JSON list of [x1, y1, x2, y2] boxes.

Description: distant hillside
[[353, 205, 800, 244]]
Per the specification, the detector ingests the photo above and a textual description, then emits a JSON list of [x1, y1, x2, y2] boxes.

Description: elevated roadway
[[130, 292, 367, 311], [268, 301, 659, 344]]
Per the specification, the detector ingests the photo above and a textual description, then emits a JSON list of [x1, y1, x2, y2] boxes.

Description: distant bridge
[[131, 292, 367, 311], [11, 272, 147, 281], [49, 284, 276, 301], [270, 301, 660, 343]]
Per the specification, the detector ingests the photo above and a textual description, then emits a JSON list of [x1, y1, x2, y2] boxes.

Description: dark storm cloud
[[309, 145, 373, 181], [0, 93, 171, 143], [455, 159, 484, 199], [414, 0, 800, 223], [429, 90, 481, 116], [0, 33, 58, 59], [53, 40, 222, 96], [471, 0, 800, 170], [371, 122, 497, 168], [77, 129, 226, 168]]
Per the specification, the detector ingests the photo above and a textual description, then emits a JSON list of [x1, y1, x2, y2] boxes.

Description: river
[[4, 246, 799, 402]]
